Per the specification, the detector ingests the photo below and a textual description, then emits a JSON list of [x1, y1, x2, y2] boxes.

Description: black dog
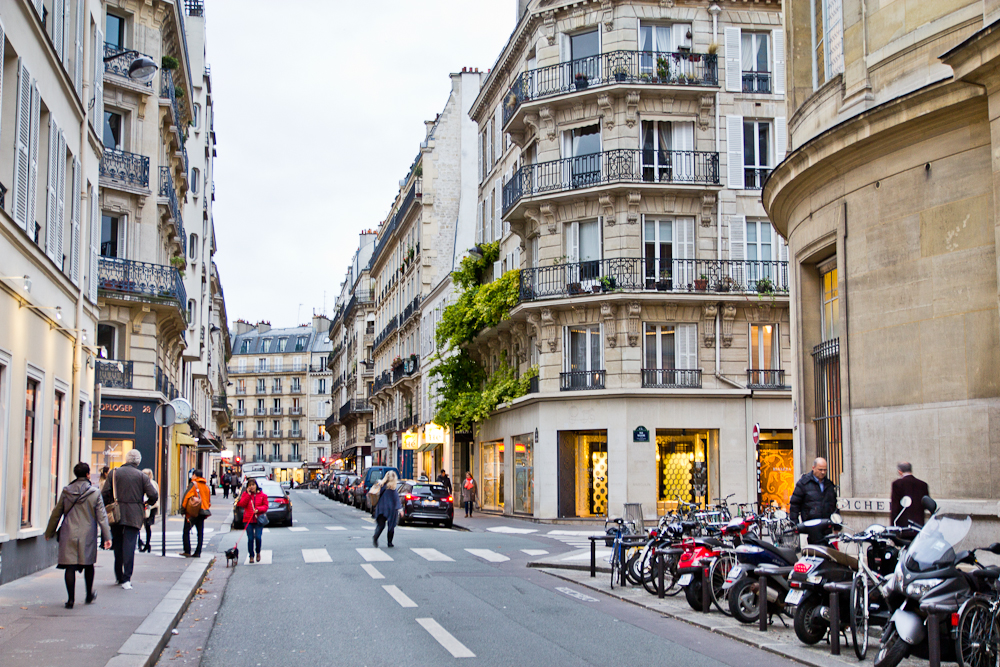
[[225, 544, 239, 568]]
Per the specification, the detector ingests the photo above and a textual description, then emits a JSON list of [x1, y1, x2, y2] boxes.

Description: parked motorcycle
[[724, 526, 800, 624], [678, 535, 727, 612], [785, 514, 855, 645]]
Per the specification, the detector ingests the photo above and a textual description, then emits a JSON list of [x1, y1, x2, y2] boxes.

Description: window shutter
[[494, 104, 502, 160], [88, 184, 99, 303], [477, 131, 483, 183], [486, 191, 493, 241], [52, 0, 65, 62], [725, 27, 742, 92], [673, 216, 695, 286], [514, 245, 521, 269], [726, 115, 744, 190], [494, 179, 501, 239], [0, 19, 5, 148], [69, 157, 80, 284], [729, 215, 746, 261], [13, 61, 32, 231], [677, 323, 698, 370], [777, 236, 789, 290], [476, 199, 483, 243], [775, 117, 787, 164], [773, 29, 785, 95], [567, 222, 580, 264], [493, 260, 502, 281], [93, 28, 104, 143], [73, 0, 84, 94], [46, 118, 59, 260], [27, 81, 41, 242], [56, 130, 67, 266], [117, 215, 126, 258], [487, 119, 494, 166]]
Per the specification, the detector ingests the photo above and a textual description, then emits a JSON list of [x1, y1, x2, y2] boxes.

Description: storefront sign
[[633, 426, 649, 442], [838, 498, 890, 513], [424, 422, 446, 444], [374, 434, 389, 450], [401, 433, 418, 450]]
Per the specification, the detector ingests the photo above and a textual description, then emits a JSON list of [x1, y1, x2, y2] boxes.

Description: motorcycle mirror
[[867, 524, 886, 534], [830, 512, 843, 525], [900, 496, 912, 508], [921, 495, 938, 514], [774, 510, 787, 520], [989, 542, 1000, 555]]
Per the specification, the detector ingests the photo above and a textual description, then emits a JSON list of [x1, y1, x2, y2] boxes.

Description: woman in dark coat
[[45, 462, 112, 608], [372, 470, 400, 548]]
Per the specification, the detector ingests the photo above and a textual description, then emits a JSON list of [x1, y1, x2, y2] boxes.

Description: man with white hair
[[102, 449, 158, 589]]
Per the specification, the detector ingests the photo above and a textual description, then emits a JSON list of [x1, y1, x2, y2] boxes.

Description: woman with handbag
[[137, 469, 159, 553], [461, 472, 478, 518], [236, 478, 269, 562], [372, 471, 400, 548], [45, 462, 112, 608]]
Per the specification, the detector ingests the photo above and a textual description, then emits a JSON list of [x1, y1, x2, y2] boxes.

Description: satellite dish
[[170, 397, 193, 424]]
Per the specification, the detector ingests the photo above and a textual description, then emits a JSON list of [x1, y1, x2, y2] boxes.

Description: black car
[[398, 481, 454, 528], [232, 479, 293, 528]]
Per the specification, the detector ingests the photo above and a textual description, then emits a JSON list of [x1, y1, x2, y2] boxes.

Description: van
[[361, 466, 400, 512]]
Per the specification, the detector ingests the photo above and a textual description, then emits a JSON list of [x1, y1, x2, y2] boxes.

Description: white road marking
[[487, 526, 538, 534], [397, 526, 420, 531], [362, 517, 375, 524], [545, 529, 605, 549], [465, 548, 509, 563], [356, 548, 393, 562], [521, 549, 549, 556], [325, 526, 346, 531], [556, 586, 599, 602], [435, 528, 452, 532], [262, 528, 271, 533], [302, 548, 332, 563], [416, 618, 476, 658], [561, 549, 610, 561], [361, 564, 384, 579], [383, 585, 418, 608], [411, 548, 454, 562], [288, 526, 309, 532], [244, 550, 272, 565]]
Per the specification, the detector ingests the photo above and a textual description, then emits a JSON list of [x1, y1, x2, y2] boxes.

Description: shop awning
[[416, 440, 441, 453], [174, 424, 198, 447]]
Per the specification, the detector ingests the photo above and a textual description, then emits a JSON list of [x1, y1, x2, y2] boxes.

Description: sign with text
[[633, 426, 649, 442], [838, 497, 890, 513]]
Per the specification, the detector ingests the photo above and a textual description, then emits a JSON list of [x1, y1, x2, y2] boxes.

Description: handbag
[[56, 486, 90, 542], [252, 493, 269, 526], [106, 470, 121, 524]]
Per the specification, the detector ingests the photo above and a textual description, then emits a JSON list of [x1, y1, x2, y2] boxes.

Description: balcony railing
[[254, 431, 266, 439], [744, 168, 772, 190], [254, 408, 267, 416], [518, 258, 788, 301], [340, 399, 373, 422], [404, 356, 419, 376], [100, 148, 150, 189], [158, 167, 185, 243], [212, 396, 227, 410], [560, 370, 606, 391], [234, 408, 247, 416], [289, 430, 302, 439], [747, 369, 786, 389], [98, 257, 187, 317], [160, 70, 188, 176], [234, 387, 247, 395], [270, 429, 283, 438], [289, 385, 303, 395], [641, 368, 702, 388], [103, 43, 154, 87], [504, 50, 718, 126], [269, 408, 284, 415], [289, 407, 303, 416], [372, 370, 392, 395], [287, 454, 302, 462], [503, 149, 719, 213], [374, 316, 398, 350], [96, 360, 133, 389], [742, 71, 772, 94]]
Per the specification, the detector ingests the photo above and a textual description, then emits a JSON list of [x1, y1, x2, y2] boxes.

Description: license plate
[[678, 573, 693, 586], [726, 565, 743, 583], [424, 500, 438, 506], [785, 589, 805, 606]]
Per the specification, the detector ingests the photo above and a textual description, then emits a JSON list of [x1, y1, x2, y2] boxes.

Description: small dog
[[225, 544, 239, 568]]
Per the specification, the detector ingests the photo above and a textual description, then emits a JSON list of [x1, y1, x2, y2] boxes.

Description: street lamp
[[103, 51, 158, 84]]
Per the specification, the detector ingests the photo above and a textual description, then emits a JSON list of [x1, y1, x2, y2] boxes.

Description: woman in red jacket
[[236, 478, 269, 562]]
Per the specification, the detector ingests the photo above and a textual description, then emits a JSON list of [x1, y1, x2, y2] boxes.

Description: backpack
[[184, 486, 203, 517]]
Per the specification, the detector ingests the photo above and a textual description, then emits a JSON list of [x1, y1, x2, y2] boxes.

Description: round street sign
[[153, 403, 176, 427], [752, 423, 761, 446]]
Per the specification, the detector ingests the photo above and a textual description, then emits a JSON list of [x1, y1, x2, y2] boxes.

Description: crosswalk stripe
[[361, 564, 384, 579], [521, 549, 549, 556], [262, 528, 271, 533], [383, 585, 418, 608], [325, 526, 346, 531], [397, 526, 420, 531], [411, 548, 454, 562], [465, 548, 509, 563], [244, 550, 272, 565], [302, 548, 332, 563], [357, 548, 393, 562], [361, 517, 375, 524], [288, 527, 309, 532], [417, 618, 476, 658], [487, 526, 538, 534]]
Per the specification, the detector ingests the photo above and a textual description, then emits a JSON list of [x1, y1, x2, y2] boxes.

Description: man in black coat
[[890, 462, 929, 528], [789, 457, 838, 543]]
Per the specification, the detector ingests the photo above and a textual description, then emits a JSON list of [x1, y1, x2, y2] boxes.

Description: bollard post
[[828, 587, 841, 656], [927, 613, 941, 667], [620, 543, 628, 587], [590, 538, 596, 578], [702, 564, 711, 613], [759, 574, 768, 632], [658, 550, 665, 599]]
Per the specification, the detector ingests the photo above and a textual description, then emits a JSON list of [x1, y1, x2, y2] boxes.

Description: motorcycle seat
[[753, 539, 798, 565], [696, 538, 725, 548], [756, 564, 793, 576], [803, 545, 859, 570]]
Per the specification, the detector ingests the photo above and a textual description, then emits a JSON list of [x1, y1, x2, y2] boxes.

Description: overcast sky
[[206, 0, 513, 329]]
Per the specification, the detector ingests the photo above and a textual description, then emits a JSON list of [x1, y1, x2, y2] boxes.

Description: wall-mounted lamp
[[24, 303, 62, 320], [1, 275, 31, 293]]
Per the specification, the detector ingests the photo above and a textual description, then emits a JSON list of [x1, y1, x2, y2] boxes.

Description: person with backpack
[[181, 469, 211, 558], [221, 471, 231, 499], [236, 478, 269, 562]]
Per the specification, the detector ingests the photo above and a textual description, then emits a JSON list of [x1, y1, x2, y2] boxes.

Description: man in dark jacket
[[102, 449, 158, 589], [437, 470, 452, 493], [890, 462, 929, 528], [789, 457, 838, 543]]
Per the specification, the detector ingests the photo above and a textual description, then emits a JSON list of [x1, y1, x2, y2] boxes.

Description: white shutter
[[677, 323, 698, 370], [0, 19, 5, 149], [559, 33, 572, 89], [729, 215, 746, 261], [93, 28, 104, 143], [73, 0, 84, 94], [514, 245, 521, 269], [725, 27, 742, 92], [673, 122, 695, 180], [477, 131, 483, 183], [567, 222, 580, 264], [493, 260, 502, 281], [117, 214, 126, 258], [494, 105, 502, 159], [13, 61, 32, 231], [476, 200, 483, 243], [26, 82, 41, 242], [52, 0, 65, 61], [673, 217, 695, 286], [70, 157, 81, 284], [773, 29, 786, 95], [775, 117, 787, 164], [46, 118, 59, 260], [487, 119, 494, 166], [56, 130, 67, 267], [559, 33, 571, 62], [494, 179, 502, 239], [88, 185, 99, 303], [726, 115, 744, 190], [486, 191, 493, 241]]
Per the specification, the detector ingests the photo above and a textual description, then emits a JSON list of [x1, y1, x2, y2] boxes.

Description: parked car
[[349, 476, 367, 508], [232, 478, 293, 528], [318, 474, 333, 497], [339, 474, 359, 503], [358, 466, 401, 512], [398, 481, 454, 528]]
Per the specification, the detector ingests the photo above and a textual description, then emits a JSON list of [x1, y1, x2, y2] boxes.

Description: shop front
[[655, 429, 714, 511], [512, 432, 534, 515], [91, 397, 159, 477], [757, 430, 794, 509], [557, 430, 607, 518], [479, 439, 504, 511], [271, 464, 304, 484]]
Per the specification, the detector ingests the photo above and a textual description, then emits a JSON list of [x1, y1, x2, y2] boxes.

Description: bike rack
[[922, 601, 957, 667], [825, 582, 852, 655]]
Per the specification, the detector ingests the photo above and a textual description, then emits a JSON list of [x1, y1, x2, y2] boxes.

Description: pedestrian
[[138, 469, 159, 553], [210, 470, 218, 496], [788, 457, 838, 544], [45, 462, 112, 608], [461, 472, 478, 518], [437, 469, 452, 493], [373, 470, 400, 548], [890, 461, 930, 529], [418, 472, 429, 482], [236, 478, 268, 563], [221, 471, 231, 499], [101, 449, 158, 589], [99, 465, 109, 487], [233, 474, 242, 495], [181, 469, 211, 557]]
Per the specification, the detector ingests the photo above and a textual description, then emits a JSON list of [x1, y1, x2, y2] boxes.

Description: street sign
[[752, 423, 760, 446], [153, 403, 176, 427], [633, 426, 649, 442]]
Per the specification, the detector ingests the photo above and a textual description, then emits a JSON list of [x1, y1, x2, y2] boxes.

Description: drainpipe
[[714, 309, 720, 376]]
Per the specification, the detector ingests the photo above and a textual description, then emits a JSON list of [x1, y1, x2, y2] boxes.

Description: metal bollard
[[620, 543, 628, 587], [927, 613, 941, 667], [702, 564, 711, 613], [658, 550, 665, 599], [590, 538, 596, 578], [828, 587, 841, 656], [759, 574, 768, 631]]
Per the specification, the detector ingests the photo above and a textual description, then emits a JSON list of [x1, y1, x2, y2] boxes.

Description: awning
[[416, 440, 441, 453], [174, 424, 198, 447]]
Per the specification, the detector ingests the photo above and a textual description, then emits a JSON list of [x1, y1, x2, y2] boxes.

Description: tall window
[[236, 398, 244, 413], [644, 216, 694, 287], [256, 420, 264, 436], [256, 398, 265, 413], [563, 324, 603, 389], [750, 324, 777, 371], [290, 442, 299, 460], [567, 29, 600, 82], [256, 443, 265, 459], [295, 336, 307, 351], [641, 121, 694, 183], [105, 13, 126, 49], [562, 125, 601, 188], [271, 443, 280, 460], [256, 379, 265, 393], [103, 112, 122, 150], [741, 33, 771, 93], [293, 356, 302, 371], [318, 378, 326, 394], [272, 398, 280, 412], [292, 419, 300, 435], [257, 357, 267, 372], [272, 378, 281, 392], [22, 379, 39, 526], [235, 421, 244, 437], [236, 378, 246, 393], [813, 261, 842, 483], [51, 391, 63, 505], [240, 340, 250, 353], [238, 358, 246, 373], [272, 420, 279, 435], [100, 215, 124, 257], [277, 337, 288, 352], [639, 23, 693, 77], [97, 324, 117, 359], [642, 323, 699, 387], [564, 219, 601, 283], [822, 265, 838, 341], [743, 121, 771, 189]]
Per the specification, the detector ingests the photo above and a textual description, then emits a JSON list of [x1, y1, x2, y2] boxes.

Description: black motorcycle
[[786, 514, 856, 645]]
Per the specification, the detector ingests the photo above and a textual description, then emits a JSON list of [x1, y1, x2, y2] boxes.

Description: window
[[563, 324, 603, 389], [256, 443, 265, 459], [295, 336, 306, 351], [237, 399, 245, 413], [639, 23, 693, 77], [105, 13, 126, 49], [277, 337, 288, 352], [273, 358, 282, 372], [293, 356, 302, 371], [191, 168, 199, 194], [237, 358, 246, 373], [235, 422, 244, 437], [643, 216, 694, 287], [272, 378, 281, 392], [272, 398, 280, 411], [256, 399, 264, 412], [318, 378, 326, 394], [292, 419, 300, 434], [743, 120, 771, 189], [821, 265, 838, 341], [103, 112, 122, 150], [256, 420, 264, 435], [257, 357, 267, 372], [562, 125, 601, 188], [189, 233, 197, 260], [100, 215, 125, 257], [290, 443, 299, 459], [564, 28, 600, 82], [240, 340, 250, 354], [236, 379, 247, 394], [750, 323, 778, 370], [641, 120, 694, 183], [256, 379, 265, 393], [564, 219, 601, 284], [51, 390, 64, 505], [260, 338, 270, 352], [272, 419, 279, 433], [192, 103, 200, 128], [97, 323, 117, 359], [742, 33, 771, 92], [642, 323, 699, 386], [271, 443, 280, 459], [22, 378, 39, 526]]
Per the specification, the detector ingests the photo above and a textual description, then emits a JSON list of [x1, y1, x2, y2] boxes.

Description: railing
[[270, 429, 283, 438], [158, 167, 185, 243], [98, 257, 187, 318], [503, 50, 718, 126], [747, 369, 786, 389], [503, 149, 719, 213], [212, 396, 227, 410], [232, 432, 246, 439], [375, 419, 398, 434], [372, 370, 392, 395], [374, 315, 398, 349], [234, 408, 247, 416], [100, 148, 150, 189], [370, 179, 420, 269], [518, 258, 788, 301], [340, 399, 373, 422], [392, 365, 405, 384], [183, 0, 204, 16], [235, 387, 247, 395], [254, 431, 266, 439], [744, 167, 772, 190], [641, 368, 702, 388], [404, 356, 419, 376], [254, 408, 267, 416], [403, 295, 421, 323], [160, 70, 188, 176], [269, 386, 282, 394], [289, 385, 303, 394], [269, 408, 284, 415], [103, 43, 153, 87], [0, 183, 6, 209], [742, 71, 772, 94], [289, 407, 303, 416], [289, 430, 302, 439], [96, 360, 133, 389], [287, 454, 302, 462], [560, 370, 606, 391]]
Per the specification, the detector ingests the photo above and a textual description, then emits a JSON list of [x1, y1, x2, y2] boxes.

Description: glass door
[[644, 218, 672, 286], [513, 433, 533, 514]]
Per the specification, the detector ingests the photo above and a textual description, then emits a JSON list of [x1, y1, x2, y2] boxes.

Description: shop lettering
[[101, 403, 132, 413], [837, 498, 889, 512]]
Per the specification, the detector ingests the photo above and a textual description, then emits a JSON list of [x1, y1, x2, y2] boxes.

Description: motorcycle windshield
[[905, 514, 972, 572]]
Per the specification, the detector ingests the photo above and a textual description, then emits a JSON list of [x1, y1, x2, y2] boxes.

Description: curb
[[103, 556, 214, 667]]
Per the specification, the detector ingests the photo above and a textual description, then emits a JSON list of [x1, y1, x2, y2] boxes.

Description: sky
[[205, 0, 514, 329]]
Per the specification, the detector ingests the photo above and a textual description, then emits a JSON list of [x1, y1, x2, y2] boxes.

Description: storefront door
[[656, 429, 712, 508], [557, 430, 607, 518], [479, 440, 504, 510], [757, 431, 794, 509], [513, 433, 533, 514]]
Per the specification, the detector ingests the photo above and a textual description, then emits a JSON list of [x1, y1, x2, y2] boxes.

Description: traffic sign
[[752, 423, 760, 446], [153, 403, 176, 427]]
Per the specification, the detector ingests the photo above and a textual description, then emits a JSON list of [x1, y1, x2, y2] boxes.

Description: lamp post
[[102, 50, 158, 84]]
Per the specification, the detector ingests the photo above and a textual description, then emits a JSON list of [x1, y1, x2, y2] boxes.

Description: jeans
[[111, 524, 140, 583], [183, 515, 205, 555], [464, 500, 474, 516], [373, 516, 394, 546], [245, 522, 263, 557], [222, 485, 230, 499]]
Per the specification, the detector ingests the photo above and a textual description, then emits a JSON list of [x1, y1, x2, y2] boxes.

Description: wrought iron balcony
[[254, 431, 266, 439], [641, 368, 702, 388], [234, 408, 247, 416], [289, 430, 302, 439], [404, 355, 419, 376], [232, 432, 246, 440], [270, 429, 283, 438], [340, 399, 373, 422], [234, 387, 247, 395], [374, 316, 398, 350], [503, 149, 719, 214], [742, 71, 772, 94], [747, 369, 786, 389], [744, 167, 772, 190], [212, 396, 227, 411], [254, 408, 267, 416], [158, 167, 186, 243], [503, 50, 718, 126], [98, 257, 187, 317], [103, 43, 153, 87], [100, 148, 150, 189], [96, 360, 133, 389], [392, 365, 405, 384], [160, 70, 188, 176], [269, 408, 284, 415], [287, 454, 302, 462], [560, 370, 606, 391], [183, 0, 204, 16], [289, 407, 303, 416], [518, 257, 788, 301], [289, 385, 303, 395]]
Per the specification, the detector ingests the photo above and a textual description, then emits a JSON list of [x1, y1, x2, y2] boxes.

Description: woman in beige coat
[[45, 462, 112, 608]]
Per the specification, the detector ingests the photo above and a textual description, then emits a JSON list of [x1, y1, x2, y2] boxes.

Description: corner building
[[468, 0, 793, 519]]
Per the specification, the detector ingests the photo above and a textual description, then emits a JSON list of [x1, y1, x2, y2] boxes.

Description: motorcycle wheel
[[728, 576, 761, 625], [955, 595, 1000, 667], [874, 625, 910, 667], [684, 576, 704, 612], [625, 551, 643, 585], [850, 575, 870, 660], [793, 595, 827, 645]]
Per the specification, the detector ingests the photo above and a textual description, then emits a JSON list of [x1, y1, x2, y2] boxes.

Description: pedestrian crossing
[[236, 544, 532, 565], [543, 529, 606, 549]]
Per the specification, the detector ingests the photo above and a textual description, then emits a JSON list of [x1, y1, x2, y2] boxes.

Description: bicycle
[[841, 526, 906, 659]]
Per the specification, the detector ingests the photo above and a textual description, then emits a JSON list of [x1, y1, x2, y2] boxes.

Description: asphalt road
[[201, 490, 799, 667]]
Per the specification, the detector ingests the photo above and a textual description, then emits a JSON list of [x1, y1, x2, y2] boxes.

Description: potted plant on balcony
[[407, 247, 415, 263], [656, 56, 670, 82], [391, 356, 403, 370], [756, 277, 775, 295], [612, 65, 629, 82], [656, 273, 671, 291], [161, 55, 179, 71], [695, 274, 709, 291], [716, 275, 736, 292], [567, 282, 585, 295], [574, 72, 589, 90], [600, 275, 617, 292]]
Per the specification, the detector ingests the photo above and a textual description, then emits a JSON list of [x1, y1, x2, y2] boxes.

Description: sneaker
[[121, 582, 133, 590]]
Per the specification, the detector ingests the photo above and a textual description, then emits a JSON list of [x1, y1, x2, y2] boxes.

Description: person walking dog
[[237, 478, 269, 562], [137, 469, 159, 553], [102, 450, 158, 589], [373, 471, 400, 548], [461, 472, 478, 518], [45, 462, 112, 608], [181, 469, 211, 557]]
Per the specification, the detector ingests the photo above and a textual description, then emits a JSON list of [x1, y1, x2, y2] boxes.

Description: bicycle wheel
[[955, 596, 1000, 667], [641, 546, 681, 596], [625, 549, 644, 585], [850, 575, 870, 660], [710, 553, 736, 615]]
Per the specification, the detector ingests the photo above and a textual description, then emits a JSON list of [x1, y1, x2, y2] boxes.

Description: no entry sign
[[752, 423, 761, 446]]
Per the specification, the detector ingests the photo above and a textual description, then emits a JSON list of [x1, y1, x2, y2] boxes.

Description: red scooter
[[677, 535, 728, 612]]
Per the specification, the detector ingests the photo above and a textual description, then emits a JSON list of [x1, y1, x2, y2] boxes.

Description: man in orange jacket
[[181, 469, 211, 557]]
